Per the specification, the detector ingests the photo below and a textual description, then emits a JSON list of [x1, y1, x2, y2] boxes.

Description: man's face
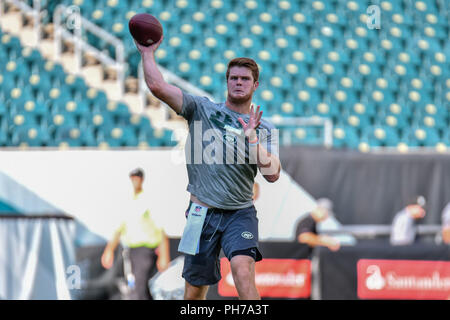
[[407, 204, 426, 219], [227, 66, 259, 104], [130, 176, 143, 190], [312, 207, 329, 222]]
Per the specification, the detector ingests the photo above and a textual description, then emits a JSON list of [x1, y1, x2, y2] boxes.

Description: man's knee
[[184, 281, 209, 300], [230, 255, 255, 282], [230, 255, 260, 299]]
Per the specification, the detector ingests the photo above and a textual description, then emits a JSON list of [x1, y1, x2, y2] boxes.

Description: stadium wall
[[280, 146, 450, 225], [0, 149, 317, 243]]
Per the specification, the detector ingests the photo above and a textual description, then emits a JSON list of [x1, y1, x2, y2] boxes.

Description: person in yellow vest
[[101, 168, 170, 299]]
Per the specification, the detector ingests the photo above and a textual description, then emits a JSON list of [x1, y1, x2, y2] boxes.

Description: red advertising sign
[[218, 258, 311, 298], [357, 259, 450, 300]]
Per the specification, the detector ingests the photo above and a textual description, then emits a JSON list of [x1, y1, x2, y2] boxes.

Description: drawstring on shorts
[[207, 210, 223, 242]]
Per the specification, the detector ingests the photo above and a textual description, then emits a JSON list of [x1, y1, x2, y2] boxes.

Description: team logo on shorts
[[241, 231, 254, 240]]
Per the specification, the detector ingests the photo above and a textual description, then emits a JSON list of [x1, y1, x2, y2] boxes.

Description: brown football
[[129, 13, 163, 46]]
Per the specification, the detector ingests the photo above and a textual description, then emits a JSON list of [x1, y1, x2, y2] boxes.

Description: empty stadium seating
[[0, 27, 176, 148], [1, 0, 449, 150]]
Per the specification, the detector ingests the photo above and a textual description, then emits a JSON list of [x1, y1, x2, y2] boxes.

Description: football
[[128, 13, 163, 46]]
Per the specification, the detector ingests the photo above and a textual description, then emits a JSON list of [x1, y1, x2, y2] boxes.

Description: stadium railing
[[53, 4, 126, 98]]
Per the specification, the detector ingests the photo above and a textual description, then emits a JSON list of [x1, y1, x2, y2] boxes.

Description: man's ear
[[254, 81, 259, 90]]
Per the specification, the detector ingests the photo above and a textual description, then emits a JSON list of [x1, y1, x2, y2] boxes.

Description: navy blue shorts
[[182, 203, 262, 286]]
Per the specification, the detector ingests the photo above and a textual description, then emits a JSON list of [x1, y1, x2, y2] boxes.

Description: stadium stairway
[[0, 2, 181, 148], [1, 0, 449, 152]]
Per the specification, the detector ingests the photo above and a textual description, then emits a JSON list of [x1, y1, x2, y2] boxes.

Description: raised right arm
[[135, 36, 183, 114]]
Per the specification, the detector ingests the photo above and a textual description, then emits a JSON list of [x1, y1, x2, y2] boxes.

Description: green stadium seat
[[8, 87, 34, 110], [176, 60, 201, 82], [0, 102, 6, 117], [10, 100, 47, 120], [40, 61, 66, 84], [47, 113, 78, 133], [1, 33, 22, 57], [413, 113, 447, 130], [55, 100, 91, 123], [22, 47, 44, 67], [3, 58, 30, 81], [174, 0, 200, 12], [0, 128, 8, 146], [290, 127, 322, 146], [139, 0, 164, 13], [69, 0, 95, 16], [86, 88, 108, 111], [64, 74, 89, 97], [97, 126, 138, 147], [8, 112, 39, 132], [11, 126, 51, 147], [155, 128, 177, 147], [361, 125, 400, 147], [173, 22, 201, 43], [54, 126, 96, 147], [0, 73, 16, 98], [107, 101, 131, 124], [345, 112, 371, 131], [89, 7, 113, 29], [402, 126, 441, 147], [212, 21, 238, 41], [29, 73, 52, 97], [198, 74, 222, 94], [89, 112, 115, 133], [45, 87, 73, 111]]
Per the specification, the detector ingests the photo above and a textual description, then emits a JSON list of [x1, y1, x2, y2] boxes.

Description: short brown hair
[[226, 57, 259, 83]]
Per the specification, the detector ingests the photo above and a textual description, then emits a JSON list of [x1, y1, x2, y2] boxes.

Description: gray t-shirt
[[178, 91, 279, 210]]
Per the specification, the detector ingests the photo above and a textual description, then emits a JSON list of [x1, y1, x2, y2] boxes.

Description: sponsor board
[[357, 259, 450, 300], [218, 258, 311, 298]]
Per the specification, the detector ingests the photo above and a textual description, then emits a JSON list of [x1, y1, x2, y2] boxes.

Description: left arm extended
[[238, 105, 281, 183], [253, 142, 281, 182]]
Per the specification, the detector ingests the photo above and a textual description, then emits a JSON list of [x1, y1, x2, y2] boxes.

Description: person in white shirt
[[390, 195, 426, 246]]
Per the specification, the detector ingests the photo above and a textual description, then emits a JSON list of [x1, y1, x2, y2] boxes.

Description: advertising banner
[[218, 258, 311, 299], [357, 259, 450, 300]]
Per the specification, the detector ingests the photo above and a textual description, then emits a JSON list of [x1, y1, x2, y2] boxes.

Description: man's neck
[[134, 187, 143, 196], [225, 99, 252, 114]]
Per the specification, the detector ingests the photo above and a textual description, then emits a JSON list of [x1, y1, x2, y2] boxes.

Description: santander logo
[[358, 259, 450, 300], [365, 265, 386, 291]]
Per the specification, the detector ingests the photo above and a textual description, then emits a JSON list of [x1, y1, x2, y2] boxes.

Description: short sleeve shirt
[[178, 91, 279, 210], [117, 191, 163, 249], [295, 215, 317, 240]]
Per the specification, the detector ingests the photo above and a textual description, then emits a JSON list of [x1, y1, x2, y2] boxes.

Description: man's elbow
[[264, 172, 280, 183], [147, 82, 163, 98], [148, 85, 161, 97], [262, 163, 281, 183]]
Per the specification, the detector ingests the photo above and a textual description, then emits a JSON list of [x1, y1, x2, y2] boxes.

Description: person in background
[[101, 168, 170, 300], [440, 202, 450, 244], [390, 195, 426, 246], [295, 198, 341, 253]]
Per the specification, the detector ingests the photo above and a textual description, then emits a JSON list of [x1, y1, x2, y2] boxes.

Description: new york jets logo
[[241, 231, 254, 240]]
